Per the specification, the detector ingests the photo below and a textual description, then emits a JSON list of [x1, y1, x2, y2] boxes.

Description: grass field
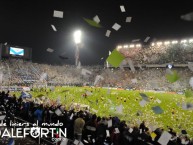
[[13, 86, 193, 137]]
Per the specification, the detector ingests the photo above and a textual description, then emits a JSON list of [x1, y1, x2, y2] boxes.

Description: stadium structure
[[0, 37, 193, 92], [1, 37, 193, 145]]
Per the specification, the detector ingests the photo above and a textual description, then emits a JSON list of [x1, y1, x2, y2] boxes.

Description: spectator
[[34, 104, 43, 126], [96, 117, 107, 145], [74, 111, 85, 141]]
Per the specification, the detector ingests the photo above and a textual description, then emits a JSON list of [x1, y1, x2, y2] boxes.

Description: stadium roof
[[0, 0, 193, 65]]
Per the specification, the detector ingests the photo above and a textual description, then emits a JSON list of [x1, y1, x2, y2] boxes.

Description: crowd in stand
[[0, 42, 193, 89], [0, 59, 84, 86], [1, 59, 193, 92], [118, 42, 193, 64], [1, 91, 193, 145]]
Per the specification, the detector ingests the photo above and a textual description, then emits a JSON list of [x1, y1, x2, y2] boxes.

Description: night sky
[[0, 0, 193, 65]]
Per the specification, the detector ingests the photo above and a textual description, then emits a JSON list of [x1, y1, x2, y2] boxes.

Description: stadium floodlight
[[74, 30, 82, 66], [123, 45, 128, 48], [151, 43, 155, 46], [172, 40, 178, 44], [129, 44, 134, 48], [156, 42, 162, 45], [189, 39, 193, 43], [136, 44, 141, 47], [74, 30, 82, 44], [181, 39, 187, 43], [117, 45, 123, 49], [164, 41, 170, 45]]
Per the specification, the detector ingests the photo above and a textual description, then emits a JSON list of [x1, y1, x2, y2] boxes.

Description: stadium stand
[[0, 40, 193, 145], [0, 58, 192, 92]]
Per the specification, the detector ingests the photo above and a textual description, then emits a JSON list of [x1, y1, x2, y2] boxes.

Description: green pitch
[[15, 86, 193, 137]]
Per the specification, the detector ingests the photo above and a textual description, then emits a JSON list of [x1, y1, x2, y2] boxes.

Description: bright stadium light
[[117, 45, 123, 49], [151, 43, 155, 46], [164, 41, 170, 45], [74, 30, 82, 44], [189, 39, 193, 43], [123, 45, 128, 48], [181, 39, 187, 43], [74, 30, 82, 66], [129, 44, 134, 48], [136, 44, 141, 47], [172, 40, 178, 44], [157, 42, 162, 45]]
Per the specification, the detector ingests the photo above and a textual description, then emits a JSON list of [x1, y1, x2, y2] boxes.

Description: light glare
[[74, 30, 81, 44], [181, 40, 187, 43], [157, 42, 162, 45], [117, 45, 123, 49], [172, 40, 178, 44], [123, 45, 128, 48], [189, 39, 193, 43], [164, 41, 170, 45]]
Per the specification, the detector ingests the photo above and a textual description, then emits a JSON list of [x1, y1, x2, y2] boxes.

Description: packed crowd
[[0, 59, 84, 86], [118, 42, 193, 64], [99, 68, 192, 92], [0, 91, 193, 145], [1, 59, 193, 92]]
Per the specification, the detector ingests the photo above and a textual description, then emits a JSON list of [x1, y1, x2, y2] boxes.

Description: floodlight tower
[[74, 30, 82, 66]]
